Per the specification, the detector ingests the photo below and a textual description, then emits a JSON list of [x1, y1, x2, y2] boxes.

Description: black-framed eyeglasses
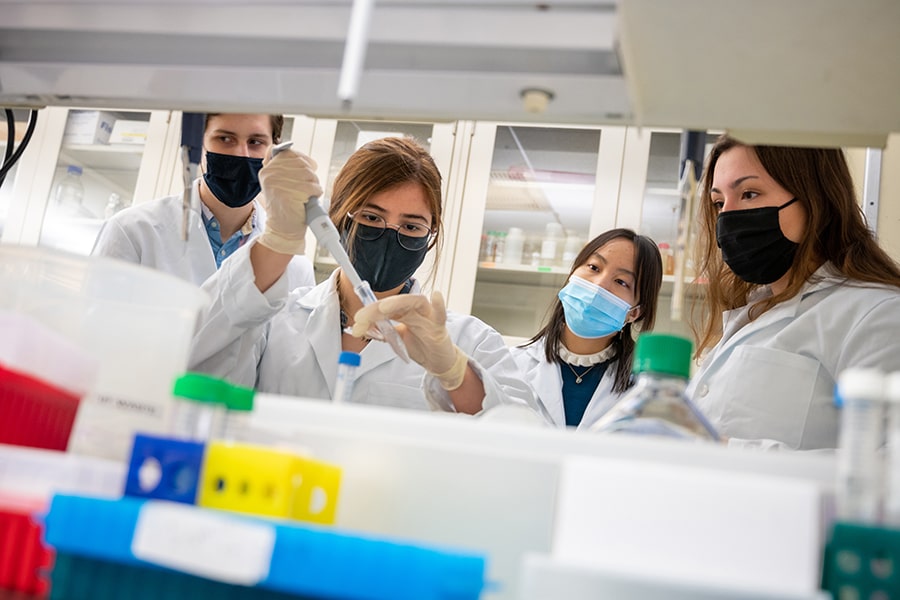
[[347, 210, 434, 251]]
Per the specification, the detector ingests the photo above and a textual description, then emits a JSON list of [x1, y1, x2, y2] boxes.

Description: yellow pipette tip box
[[198, 441, 341, 525]]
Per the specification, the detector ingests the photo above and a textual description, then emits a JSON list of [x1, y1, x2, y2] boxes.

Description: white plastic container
[[562, 233, 582, 265], [541, 222, 564, 267], [0, 245, 209, 461], [502, 227, 525, 265]]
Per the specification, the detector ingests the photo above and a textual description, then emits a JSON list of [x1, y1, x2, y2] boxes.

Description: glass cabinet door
[[448, 123, 626, 342], [305, 120, 457, 285], [618, 128, 720, 339], [37, 108, 173, 255]]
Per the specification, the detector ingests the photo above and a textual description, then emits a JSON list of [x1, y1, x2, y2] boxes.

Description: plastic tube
[[835, 368, 885, 523], [884, 371, 900, 525], [333, 351, 361, 404]]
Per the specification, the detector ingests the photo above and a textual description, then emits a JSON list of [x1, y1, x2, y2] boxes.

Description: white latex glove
[[351, 291, 469, 391], [256, 148, 323, 255]]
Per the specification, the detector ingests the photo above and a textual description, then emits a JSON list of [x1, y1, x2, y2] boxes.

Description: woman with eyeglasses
[[190, 136, 537, 415]]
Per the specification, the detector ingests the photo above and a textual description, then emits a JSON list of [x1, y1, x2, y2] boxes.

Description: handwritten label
[[132, 502, 275, 585]]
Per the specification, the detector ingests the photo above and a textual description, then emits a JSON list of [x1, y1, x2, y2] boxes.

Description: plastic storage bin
[[0, 495, 53, 596], [43, 494, 487, 600], [0, 312, 98, 451], [0, 245, 209, 461], [0, 365, 82, 452]]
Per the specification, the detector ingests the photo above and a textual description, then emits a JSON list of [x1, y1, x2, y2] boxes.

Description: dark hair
[[328, 136, 443, 271], [693, 134, 900, 356], [204, 113, 284, 143], [523, 228, 663, 394]]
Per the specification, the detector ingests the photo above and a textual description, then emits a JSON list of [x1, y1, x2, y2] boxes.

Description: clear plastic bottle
[[835, 368, 885, 524], [658, 242, 675, 276], [483, 231, 497, 263], [221, 382, 255, 442], [333, 351, 361, 404], [885, 371, 900, 525], [493, 231, 506, 263], [590, 333, 720, 441], [169, 373, 230, 441], [54, 165, 89, 217]]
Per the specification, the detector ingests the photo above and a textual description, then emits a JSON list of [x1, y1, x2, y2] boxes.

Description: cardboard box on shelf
[[109, 120, 149, 145], [63, 110, 116, 145]]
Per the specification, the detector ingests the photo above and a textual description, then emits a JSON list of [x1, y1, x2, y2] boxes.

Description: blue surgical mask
[[203, 150, 263, 208], [558, 275, 633, 339]]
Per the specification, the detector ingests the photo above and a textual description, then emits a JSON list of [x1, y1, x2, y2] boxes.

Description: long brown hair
[[328, 137, 443, 271], [522, 228, 663, 394], [693, 134, 900, 357]]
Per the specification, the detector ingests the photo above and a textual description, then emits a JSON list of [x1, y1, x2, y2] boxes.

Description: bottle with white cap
[[884, 371, 900, 525], [541, 222, 564, 267], [502, 227, 525, 265], [835, 367, 886, 524]]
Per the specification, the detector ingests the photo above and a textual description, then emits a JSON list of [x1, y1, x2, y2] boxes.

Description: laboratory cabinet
[[445, 122, 708, 344], [0, 109, 315, 257], [1, 106, 178, 255], [2, 108, 714, 343]]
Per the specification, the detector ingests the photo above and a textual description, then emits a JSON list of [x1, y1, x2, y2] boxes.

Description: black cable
[[0, 110, 14, 188], [0, 108, 39, 183]]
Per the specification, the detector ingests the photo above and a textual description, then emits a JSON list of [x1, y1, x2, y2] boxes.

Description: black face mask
[[203, 150, 263, 208], [341, 224, 430, 292], [716, 197, 800, 285]]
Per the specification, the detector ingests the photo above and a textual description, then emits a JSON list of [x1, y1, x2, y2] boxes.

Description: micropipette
[[270, 142, 410, 362]]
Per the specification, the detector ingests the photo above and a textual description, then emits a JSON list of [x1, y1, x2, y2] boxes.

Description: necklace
[[566, 362, 597, 384]]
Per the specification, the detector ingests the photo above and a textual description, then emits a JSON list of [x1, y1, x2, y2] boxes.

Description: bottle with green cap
[[221, 382, 255, 442], [169, 373, 231, 441], [589, 333, 720, 441]]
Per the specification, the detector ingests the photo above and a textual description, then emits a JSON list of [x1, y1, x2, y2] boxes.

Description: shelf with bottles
[[59, 143, 145, 171]]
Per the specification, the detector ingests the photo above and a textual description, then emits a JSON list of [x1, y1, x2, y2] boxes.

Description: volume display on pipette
[[270, 142, 410, 363]]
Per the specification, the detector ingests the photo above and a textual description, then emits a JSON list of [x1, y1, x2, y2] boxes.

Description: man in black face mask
[[92, 113, 315, 290]]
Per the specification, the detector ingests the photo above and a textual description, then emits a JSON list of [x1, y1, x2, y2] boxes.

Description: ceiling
[[0, 0, 897, 147]]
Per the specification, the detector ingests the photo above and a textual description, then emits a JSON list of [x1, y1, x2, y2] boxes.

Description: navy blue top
[[560, 361, 611, 427]]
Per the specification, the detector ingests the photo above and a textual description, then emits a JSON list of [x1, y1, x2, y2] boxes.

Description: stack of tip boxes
[[123, 373, 342, 523], [42, 373, 488, 600]]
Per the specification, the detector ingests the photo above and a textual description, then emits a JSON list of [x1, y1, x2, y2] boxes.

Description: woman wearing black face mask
[[190, 136, 538, 417], [686, 134, 900, 450]]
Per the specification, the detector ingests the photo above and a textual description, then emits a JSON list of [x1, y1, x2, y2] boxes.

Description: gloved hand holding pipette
[[352, 291, 469, 391], [263, 141, 409, 362], [257, 144, 322, 255]]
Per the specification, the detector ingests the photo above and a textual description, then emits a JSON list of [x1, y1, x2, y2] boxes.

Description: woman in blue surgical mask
[[190, 136, 538, 417], [512, 229, 663, 429], [688, 135, 900, 450]]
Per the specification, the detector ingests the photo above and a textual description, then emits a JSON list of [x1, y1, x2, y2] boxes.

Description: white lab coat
[[91, 180, 315, 289], [189, 241, 538, 413], [511, 339, 625, 429], [687, 263, 900, 450]]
